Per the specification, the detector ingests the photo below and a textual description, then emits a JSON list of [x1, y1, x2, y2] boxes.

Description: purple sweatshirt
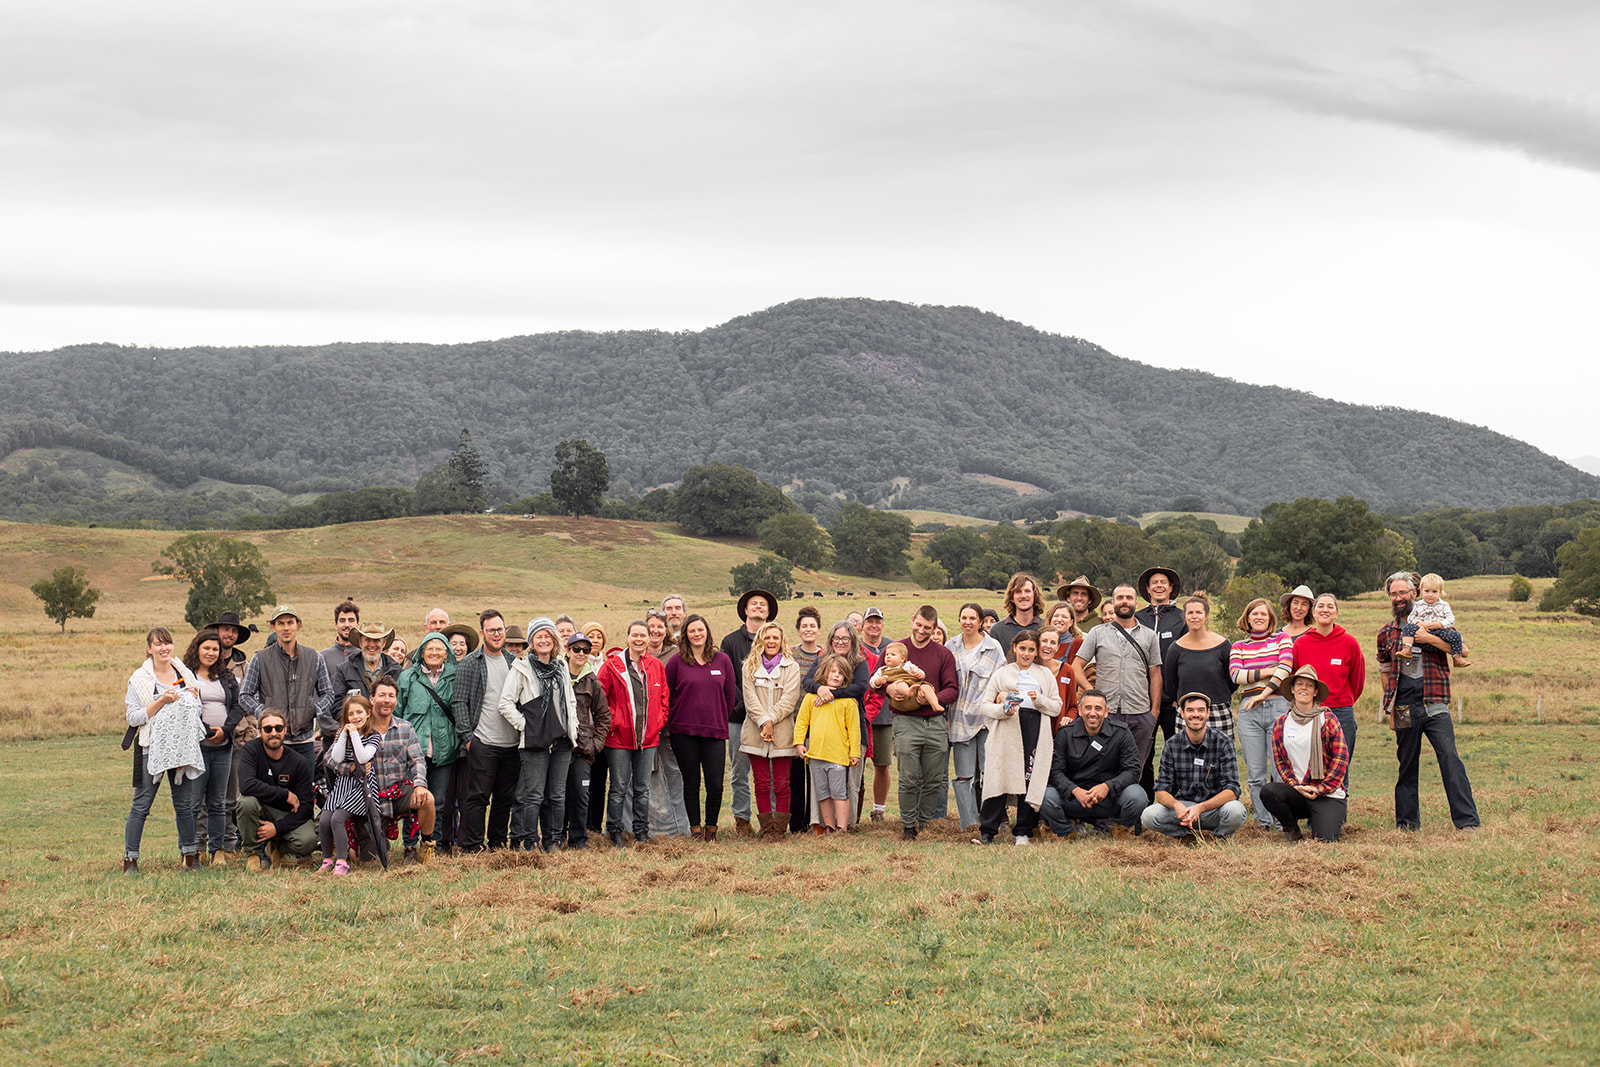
[[665, 652, 737, 738], [874, 636, 959, 718]]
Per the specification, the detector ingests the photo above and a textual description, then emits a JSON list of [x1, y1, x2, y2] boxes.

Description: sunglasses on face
[[261, 724, 287, 733]]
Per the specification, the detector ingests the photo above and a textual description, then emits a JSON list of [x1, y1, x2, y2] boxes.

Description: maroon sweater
[[874, 636, 959, 718]]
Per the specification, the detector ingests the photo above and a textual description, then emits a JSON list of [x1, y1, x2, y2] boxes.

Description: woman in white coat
[[499, 617, 581, 852], [122, 626, 207, 872], [972, 631, 1061, 846]]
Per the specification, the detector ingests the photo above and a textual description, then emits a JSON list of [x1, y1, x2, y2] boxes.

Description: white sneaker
[[1014, 835, 1030, 846]]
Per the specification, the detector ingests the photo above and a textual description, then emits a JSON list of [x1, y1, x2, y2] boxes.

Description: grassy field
[[1136, 512, 1254, 534], [2, 517, 1600, 1063], [1, 726, 1597, 1065]]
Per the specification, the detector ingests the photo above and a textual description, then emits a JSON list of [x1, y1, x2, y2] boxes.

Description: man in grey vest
[[238, 605, 335, 771]]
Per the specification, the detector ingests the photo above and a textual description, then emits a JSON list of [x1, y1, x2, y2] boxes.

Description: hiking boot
[[734, 817, 754, 838], [182, 853, 203, 871], [415, 839, 435, 864], [121, 857, 139, 874], [703, 826, 718, 843], [1110, 824, 1133, 840], [902, 825, 919, 842], [247, 852, 270, 873], [265, 844, 286, 870], [870, 810, 884, 823], [689, 825, 703, 842]]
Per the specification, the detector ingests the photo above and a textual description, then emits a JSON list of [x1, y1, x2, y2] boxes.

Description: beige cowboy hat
[[1279, 584, 1315, 619], [1055, 576, 1102, 613], [351, 621, 396, 651]]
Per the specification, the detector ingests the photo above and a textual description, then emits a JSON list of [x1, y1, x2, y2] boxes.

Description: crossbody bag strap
[[1109, 622, 1151, 673]]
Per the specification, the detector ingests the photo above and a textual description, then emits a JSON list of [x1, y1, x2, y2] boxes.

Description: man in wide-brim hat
[[333, 620, 401, 701], [207, 610, 253, 681], [1134, 566, 1188, 803], [1055, 577, 1102, 623]]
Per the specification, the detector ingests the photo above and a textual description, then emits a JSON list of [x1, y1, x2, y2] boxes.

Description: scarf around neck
[[1287, 702, 1327, 779]]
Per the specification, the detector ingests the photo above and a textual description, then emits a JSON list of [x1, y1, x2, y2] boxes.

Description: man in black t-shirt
[[237, 709, 318, 870]]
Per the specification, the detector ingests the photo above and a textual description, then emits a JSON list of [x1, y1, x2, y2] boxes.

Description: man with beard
[[322, 600, 362, 666], [1038, 690, 1147, 837], [1070, 584, 1161, 779], [239, 606, 335, 771], [333, 621, 401, 703], [206, 609, 253, 856], [237, 710, 318, 871], [1376, 573, 1480, 832], [661, 595, 688, 640], [874, 604, 959, 841], [988, 573, 1046, 657]]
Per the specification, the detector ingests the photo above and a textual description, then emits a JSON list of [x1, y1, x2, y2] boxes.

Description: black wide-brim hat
[[1137, 566, 1182, 602], [736, 588, 779, 622], [207, 610, 251, 643]]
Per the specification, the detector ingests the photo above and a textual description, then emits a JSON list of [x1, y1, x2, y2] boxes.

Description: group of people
[[119, 567, 1481, 872]]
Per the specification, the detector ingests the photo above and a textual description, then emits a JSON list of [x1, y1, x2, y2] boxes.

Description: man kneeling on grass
[[1038, 690, 1146, 838], [366, 676, 438, 863], [237, 709, 318, 871], [1141, 692, 1247, 840]]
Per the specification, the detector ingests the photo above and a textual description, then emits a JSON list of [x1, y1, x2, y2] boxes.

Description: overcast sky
[[3, 0, 1596, 460]]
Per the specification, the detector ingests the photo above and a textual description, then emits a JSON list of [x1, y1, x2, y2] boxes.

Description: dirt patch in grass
[[443, 875, 582, 914]]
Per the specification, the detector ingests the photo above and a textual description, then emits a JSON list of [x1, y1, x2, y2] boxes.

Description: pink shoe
[[333, 859, 351, 876], [317, 859, 335, 873]]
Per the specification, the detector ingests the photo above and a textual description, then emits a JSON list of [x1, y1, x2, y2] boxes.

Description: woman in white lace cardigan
[[122, 626, 207, 873]]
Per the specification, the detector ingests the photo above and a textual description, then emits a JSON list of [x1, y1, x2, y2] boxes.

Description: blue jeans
[[949, 731, 987, 830], [1039, 783, 1148, 833], [1395, 703, 1479, 829], [1235, 696, 1287, 828], [1328, 706, 1357, 787], [125, 746, 201, 859], [727, 732, 752, 821], [192, 742, 234, 853], [1141, 799, 1248, 838], [605, 746, 656, 837], [426, 759, 454, 848], [514, 740, 573, 850]]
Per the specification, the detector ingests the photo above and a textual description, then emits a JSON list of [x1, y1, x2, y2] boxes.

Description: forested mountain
[[1, 298, 1593, 520]]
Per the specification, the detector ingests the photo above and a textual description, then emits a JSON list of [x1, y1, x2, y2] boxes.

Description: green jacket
[[395, 633, 460, 765]]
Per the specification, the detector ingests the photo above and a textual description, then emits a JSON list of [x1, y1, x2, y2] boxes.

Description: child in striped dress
[[318, 694, 380, 875]]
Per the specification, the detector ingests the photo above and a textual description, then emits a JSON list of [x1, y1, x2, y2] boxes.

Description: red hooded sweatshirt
[[1291, 625, 1366, 708]]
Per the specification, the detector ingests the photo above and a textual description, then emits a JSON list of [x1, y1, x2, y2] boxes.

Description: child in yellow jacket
[[794, 654, 862, 833]]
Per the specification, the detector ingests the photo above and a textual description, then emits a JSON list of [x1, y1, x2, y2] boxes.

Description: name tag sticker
[[1161, 631, 1172, 638], [1331, 658, 1343, 666], [1193, 758, 1206, 767], [1090, 740, 1103, 751], [710, 670, 722, 676]]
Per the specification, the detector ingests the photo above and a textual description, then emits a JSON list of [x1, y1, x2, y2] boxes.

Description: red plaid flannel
[[1376, 621, 1452, 707]]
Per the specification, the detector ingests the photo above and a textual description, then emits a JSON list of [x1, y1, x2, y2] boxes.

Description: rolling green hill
[[2, 297, 1593, 522]]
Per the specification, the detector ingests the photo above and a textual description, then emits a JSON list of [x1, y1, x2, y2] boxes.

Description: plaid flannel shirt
[[370, 717, 427, 817], [1270, 711, 1351, 796], [1153, 726, 1240, 805], [1376, 621, 1451, 707]]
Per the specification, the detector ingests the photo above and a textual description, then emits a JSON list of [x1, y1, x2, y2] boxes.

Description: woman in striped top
[[1231, 598, 1296, 830], [318, 694, 380, 875]]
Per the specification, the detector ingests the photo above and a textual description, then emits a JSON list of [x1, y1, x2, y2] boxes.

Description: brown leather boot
[[121, 857, 138, 874], [773, 812, 791, 841], [703, 826, 718, 843], [734, 816, 754, 838], [689, 825, 703, 842], [182, 852, 201, 871]]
